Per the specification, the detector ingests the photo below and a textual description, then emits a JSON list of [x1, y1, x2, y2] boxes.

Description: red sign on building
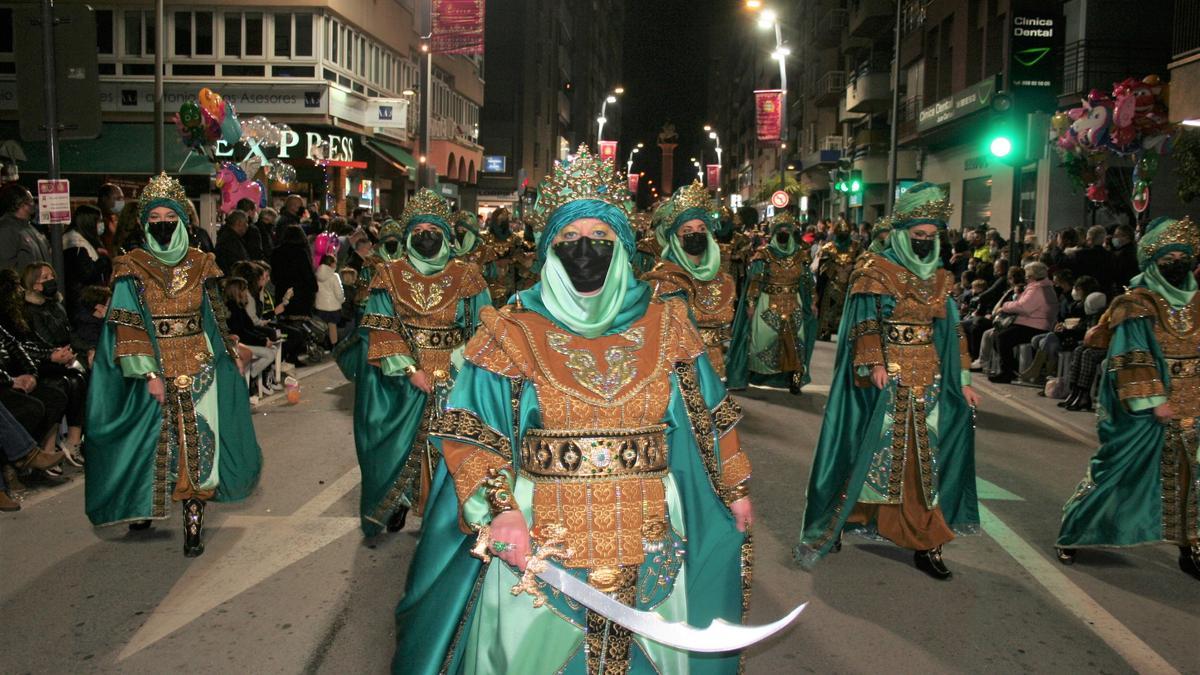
[[706, 164, 721, 189], [598, 140, 619, 165], [754, 89, 784, 143], [628, 172, 640, 195], [432, 0, 486, 55]]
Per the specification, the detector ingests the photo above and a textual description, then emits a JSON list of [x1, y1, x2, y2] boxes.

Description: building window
[[174, 11, 213, 57], [274, 14, 291, 57], [962, 176, 993, 228], [123, 10, 155, 57], [96, 9, 114, 55], [223, 12, 263, 58]]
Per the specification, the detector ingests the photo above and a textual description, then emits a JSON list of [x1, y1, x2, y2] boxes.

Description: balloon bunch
[[174, 88, 242, 162], [1053, 75, 1177, 211], [214, 162, 265, 215]]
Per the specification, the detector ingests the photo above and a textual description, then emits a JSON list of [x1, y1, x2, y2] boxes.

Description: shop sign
[[1008, 1, 1063, 110], [215, 127, 357, 163], [93, 82, 329, 116], [628, 172, 640, 195], [965, 156, 991, 172], [917, 77, 998, 133], [366, 98, 409, 130], [432, 0, 486, 55], [598, 141, 619, 164], [483, 155, 507, 173]]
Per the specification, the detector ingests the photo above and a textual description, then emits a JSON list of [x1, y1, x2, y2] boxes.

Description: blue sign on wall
[[483, 155, 507, 173]]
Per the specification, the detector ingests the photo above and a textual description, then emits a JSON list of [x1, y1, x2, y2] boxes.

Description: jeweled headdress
[[768, 211, 798, 230], [887, 182, 953, 230], [529, 145, 631, 236], [1138, 216, 1198, 267], [400, 189, 452, 230], [379, 218, 404, 241], [671, 180, 717, 215], [138, 172, 188, 216]]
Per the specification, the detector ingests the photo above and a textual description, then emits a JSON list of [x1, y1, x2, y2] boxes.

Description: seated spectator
[[314, 254, 345, 345], [216, 209, 252, 274], [989, 261, 1058, 383], [270, 225, 317, 318], [255, 207, 279, 252], [1050, 268, 1075, 307], [0, 317, 67, 464], [61, 204, 112, 315], [183, 200, 214, 253], [1068, 225, 1112, 293], [113, 201, 144, 254], [960, 278, 988, 315], [235, 198, 266, 261], [1059, 292, 1112, 412], [963, 258, 1013, 360], [1020, 275, 1100, 383], [1, 401, 49, 511], [16, 264, 90, 465], [72, 285, 110, 368], [223, 277, 279, 397], [1109, 224, 1138, 294], [0, 183, 50, 273], [972, 267, 1025, 371]]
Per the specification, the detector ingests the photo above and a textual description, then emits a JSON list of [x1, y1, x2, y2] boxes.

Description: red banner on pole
[[598, 141, 619, 165], [432, 0, 486, 55], [628, 172, 640, 194], [754, 89, 784, 143], [706, 164, 721, 189]]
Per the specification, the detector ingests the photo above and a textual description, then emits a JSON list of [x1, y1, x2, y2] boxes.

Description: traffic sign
[[770, 190, 790, 208], [37, 179, 71, 224]]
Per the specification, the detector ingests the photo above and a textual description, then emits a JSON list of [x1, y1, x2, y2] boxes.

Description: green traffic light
[[850, 179, 862, 192], [989, 136, 1013, 158]]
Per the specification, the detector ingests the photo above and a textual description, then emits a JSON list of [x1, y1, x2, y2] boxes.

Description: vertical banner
[[37, 179, 71, 224], [598, 140, 619, 165], [432, 0, 486, 55], [706, 164, 721, 189], [628, 172, 640, 195], [754, 89, 784, 143]]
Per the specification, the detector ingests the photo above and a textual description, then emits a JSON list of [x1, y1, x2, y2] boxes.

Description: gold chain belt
[[884, 321, 934, 345], [151, 313, 203, 339], [761, 282, 799, 295], [401, 323, 466, 350], [698, 324, 733, 347], [1166, 356, 1200, 378], [520, 425, 669, 480]]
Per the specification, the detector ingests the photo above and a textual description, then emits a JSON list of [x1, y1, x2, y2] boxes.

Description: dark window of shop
[[174, 11, 213, 57], [123, 10, 155, 57], [96, 10, 114, 55], [1019, 166, 1037, 226], [962, 176, 993, 228], [274, 14, 291, 57]]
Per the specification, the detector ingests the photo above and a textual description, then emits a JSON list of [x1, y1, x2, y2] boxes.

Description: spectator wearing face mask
[[989, 261, 1058, 383], [1068, 225, 1112, 293], [61, 204, 113, 315], [215, 209, 252, 274], [0, 183, 50, 272], [97, 183, 125, 253], [1109, 224, 1138, 293]]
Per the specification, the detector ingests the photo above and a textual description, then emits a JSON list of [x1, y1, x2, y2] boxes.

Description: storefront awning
[[363, 138, 418, 180], [15, 123, 214, 175]]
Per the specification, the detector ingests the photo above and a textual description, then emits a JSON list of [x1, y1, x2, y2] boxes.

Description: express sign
[[215, 128, 357, 163]]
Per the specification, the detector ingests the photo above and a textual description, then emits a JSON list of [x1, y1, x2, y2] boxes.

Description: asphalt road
[[2, 343, 1197, 674]]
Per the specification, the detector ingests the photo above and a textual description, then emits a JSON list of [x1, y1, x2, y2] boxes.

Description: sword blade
[[535, 564, 806, 653]]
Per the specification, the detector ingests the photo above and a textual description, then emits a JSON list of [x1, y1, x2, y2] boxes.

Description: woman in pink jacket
[[989, 261, 1058, 383]]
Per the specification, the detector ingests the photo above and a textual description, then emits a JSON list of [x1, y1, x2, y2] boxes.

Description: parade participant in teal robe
[[393, 146, 755, 674], [85, 173, 262, 558], [726, 212, 817, 394], [1056, 216, 1200, 580], [335, 219, 405, 381], [452, 210, 498, 273], [868, 223, 892, 254], [354, 191, 490, 537], [796, 183, 981, 579], [814, 220, 863, 341]]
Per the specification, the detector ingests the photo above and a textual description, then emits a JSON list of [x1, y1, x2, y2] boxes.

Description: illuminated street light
[[597, 88, 623, 144], [613, 86, 625, 95], [745, 0, 762, 8], [757, 8, 776, 29]]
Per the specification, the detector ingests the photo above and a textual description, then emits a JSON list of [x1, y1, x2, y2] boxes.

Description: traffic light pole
[[1009, 162, 1022, 263], [886, 0, 901, 212], [39, 0, 64, 283]]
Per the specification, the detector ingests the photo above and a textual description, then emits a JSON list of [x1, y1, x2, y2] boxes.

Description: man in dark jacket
[[0, 184, 51, 272], [1108, 224, 1138, 294], [215, 210, 251, 274], [235, 198, 267, 261], [1067, 225, 1112, 294]]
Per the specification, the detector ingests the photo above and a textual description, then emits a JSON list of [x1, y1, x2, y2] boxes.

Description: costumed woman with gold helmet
[[814, 219, 862, 340], [797, 183, 981, 580], [1056, 216, 1200, 581], [84, 173, 262, 557], [353, 190, 491, 537], [643, 181, 738, 378], [392, 146, 754, 674]]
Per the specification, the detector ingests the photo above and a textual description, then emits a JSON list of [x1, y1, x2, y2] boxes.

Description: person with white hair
[[989, 260, 1058, 383]]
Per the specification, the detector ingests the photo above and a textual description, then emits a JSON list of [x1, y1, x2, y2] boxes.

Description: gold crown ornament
[[138, 172, 188, 213], [1139, 216, 1199, 264], [378, 218, 405, 240], [671, 180, 717, 215], [400, 188, 452, 228], [768, 211, 799, 229], [529, 145, 631, 235]]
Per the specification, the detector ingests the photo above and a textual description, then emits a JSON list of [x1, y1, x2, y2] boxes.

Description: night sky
[[619, 0, 722, 205]]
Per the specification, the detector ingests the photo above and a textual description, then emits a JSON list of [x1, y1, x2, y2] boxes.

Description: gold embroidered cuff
[[114, 325, 153, 358], [847, 319, 882, 342], [725, 481, 750, 504], [853, 333, 884, 370], [482, 466, 518, 516], [721, 451, 752, 491], [1108, 350, 1156, 370], [108, 308, 144, 329], [452, 450, 509, 508], [367, 338, 410, 361], [711, 395, 743, 437], [1117, 377, 1166, 401], [431, 408, 513, 459]]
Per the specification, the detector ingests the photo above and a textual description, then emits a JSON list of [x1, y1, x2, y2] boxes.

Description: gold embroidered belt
[[1166, 356, 1200, 378], [761, 282, 800, 295], [520, 425, 669, 481], [151, 313, 203, 339], [884, 321, 934, 346], [400, 323, 465, 350], [698, 323, 733, 347]]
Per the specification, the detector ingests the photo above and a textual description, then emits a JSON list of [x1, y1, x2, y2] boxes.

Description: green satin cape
[[795, 292, 978, 566], [84, 278, 262, 526], [725, 253, 817, 389]]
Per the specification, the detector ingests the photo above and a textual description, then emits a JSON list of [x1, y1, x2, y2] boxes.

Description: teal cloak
[[393, 349, 747, 674], [726, 253, 818, 390], [795, 290, 978, 566], [84, 278, 262, 526]]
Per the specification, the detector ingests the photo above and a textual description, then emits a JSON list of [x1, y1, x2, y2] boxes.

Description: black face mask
[[910, 239, 935, 259], [493, 219, 511, 238], [383, 240, 401, 255], [455, 229, 468, 244], [1159, 259, 1194, 287], [681, 232, 708, 256], [411, 231, 443, 258], [148, 220, 178, 248], [39, 280, 59, 298], [553, 237, 614, 293], [775, 231, 791, 245]]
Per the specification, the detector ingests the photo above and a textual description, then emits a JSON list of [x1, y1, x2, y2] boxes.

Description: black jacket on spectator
[[188, 226, 215, 253], [25, 298, 89, 354], [215, 226, 251, 276], [974, 277, 1010, 315], [61, 235, 111, 314], [0, 322, 38, 387], [1111, 242, 1139, 293], [255, 217, 276, 252], [242, 225, 266, 261], [1068, 246, 1112, 295], [269, 238, 317, 317], [225, 299, 275, 347], [72, 306, 104, 351]]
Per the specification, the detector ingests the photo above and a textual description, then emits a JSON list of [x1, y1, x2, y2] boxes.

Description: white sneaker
[[969, 359, 983, 370], [249, 395, 261, 406]]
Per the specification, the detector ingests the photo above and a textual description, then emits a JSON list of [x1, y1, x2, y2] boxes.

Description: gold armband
[[725, 481, 750, 505], [482, 467, 518, 516], [402, 364, 419, 377]]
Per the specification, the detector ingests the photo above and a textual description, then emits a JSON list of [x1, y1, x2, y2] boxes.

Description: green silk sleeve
[[942, 297, 972, 387], [365, 289, 416, 376], [110, 278, 159, 378], [1109, 317, 1168, 412]]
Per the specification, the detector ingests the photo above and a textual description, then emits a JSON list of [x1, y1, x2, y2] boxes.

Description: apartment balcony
[[800, 136, 844, 172], [845, 70, 891, 113], [848, 0, 895, 39], [812, 70, 846, 106], [815, 8, 848, 47]]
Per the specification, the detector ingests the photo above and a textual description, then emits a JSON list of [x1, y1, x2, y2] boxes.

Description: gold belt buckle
[[174, 374, 193, 390]]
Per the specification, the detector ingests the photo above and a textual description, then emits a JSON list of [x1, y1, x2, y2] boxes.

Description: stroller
[[278, 316, 328, 366]]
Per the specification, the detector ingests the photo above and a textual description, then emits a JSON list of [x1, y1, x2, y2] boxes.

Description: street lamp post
[[751, 6, 790, 197], [626, 142, 643, 176], [596, 87, 624, 145], [705, 125, 723, 192]]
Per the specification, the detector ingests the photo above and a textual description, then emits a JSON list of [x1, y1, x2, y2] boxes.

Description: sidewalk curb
[[252, 359, 343, 410]]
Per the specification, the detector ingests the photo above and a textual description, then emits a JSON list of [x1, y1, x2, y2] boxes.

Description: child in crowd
[[314, 254, 345, 345]]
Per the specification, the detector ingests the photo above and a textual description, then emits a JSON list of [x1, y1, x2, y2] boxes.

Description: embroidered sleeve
[[364, 290, 411, 363], [108, 279, 154, 360], [711, 394, 743, 438], [459, 263, 489, 298], [463, 306, 526, 378], [204, 278, 239, 361], [664, 297, 707, 361], [1110, 349, 1166, 401]]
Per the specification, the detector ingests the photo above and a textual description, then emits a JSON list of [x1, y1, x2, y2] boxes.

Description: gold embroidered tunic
[[481, 232, 534, 304], [642, 261, 737, 378], [816, 240, 862, 339]]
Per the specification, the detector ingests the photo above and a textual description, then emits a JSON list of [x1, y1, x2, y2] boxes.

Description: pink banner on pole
[[598, 140, 619, 165], [432, 0, 486, 55], [754, 89, 784, 143], [628, 172, 640, 194], [706, 164, 721, 189]]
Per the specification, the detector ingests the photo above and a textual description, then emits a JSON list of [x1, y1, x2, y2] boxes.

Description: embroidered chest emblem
[[1165, 304, 1195, 334], [696, 280, 724, 312], [546, 327, 646, 398], [400, 269, 453, 312], [158, 258, 194, 296]]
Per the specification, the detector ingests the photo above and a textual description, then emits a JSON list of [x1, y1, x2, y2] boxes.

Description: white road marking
[[117, 466, 364, 661], [979, 504, 1180, 675], [975, 477, 1023, 501]]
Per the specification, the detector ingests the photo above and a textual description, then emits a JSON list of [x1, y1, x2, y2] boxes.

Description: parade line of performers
[[79, 155, 1199, 673]]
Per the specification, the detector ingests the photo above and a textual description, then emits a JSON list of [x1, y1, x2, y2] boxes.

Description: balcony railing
[[820, 135, 845, 151], [1174, 0, 1200, 59], [1061, 40, 1172, 99], [848, 0, 894, 39], [813, 70, 846, 105]]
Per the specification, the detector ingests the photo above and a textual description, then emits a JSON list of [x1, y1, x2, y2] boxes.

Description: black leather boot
[[1067, 391, 1093, 411], [1058, 388, 1080, 408], [128, 520, 152, 531], [1180, 545, 1200, 581], [386, 505, 409, 533], [788, 372, 802, 395], [914, 546, 952, 580], [1056, 547, 1076, 565], [183, 498, 206, 557]]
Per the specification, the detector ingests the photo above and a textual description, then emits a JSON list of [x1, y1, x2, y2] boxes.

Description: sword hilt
[[511, 522, 574, 608]]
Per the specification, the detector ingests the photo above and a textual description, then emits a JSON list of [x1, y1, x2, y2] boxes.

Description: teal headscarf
[[868, 225, 892, 254], [452, 212, 480, 256], [1131, 216, 1198, 307], [376, 219, 406, 262], [140, 197, 190, 266], [882, 182, 950, 279], [521, 198, 649, 338], [405, 216, 452, 275], [767, 215, 798, 257], [660, 206, 721, 282]]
